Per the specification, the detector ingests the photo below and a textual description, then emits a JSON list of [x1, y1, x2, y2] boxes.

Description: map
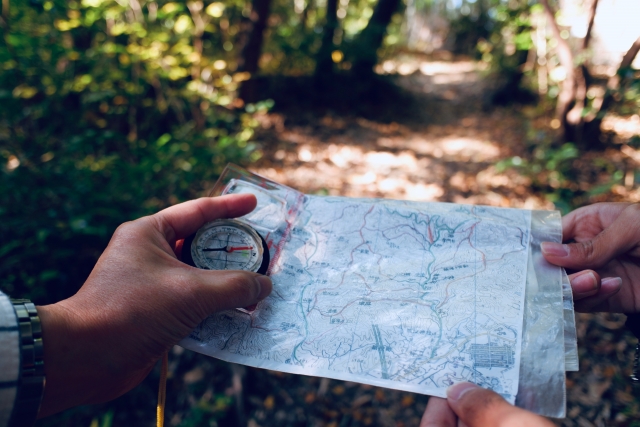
[[181, 193, 532, 403]]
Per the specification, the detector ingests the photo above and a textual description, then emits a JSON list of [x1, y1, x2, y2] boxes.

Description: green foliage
[[497, 135, 627, 214], [0, 0, 269, 303], [497, 141, 579, 213], [89, 409, 114, 427], [616, 66, 640, 116], [179, 394, 234, 427], [259, 0, 405, 75], [478, 2, 532, 63]]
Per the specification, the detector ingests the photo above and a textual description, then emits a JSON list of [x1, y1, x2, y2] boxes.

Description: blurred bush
[[497, 128, 627, 214], [0, 0, 270, 303], [497, 140, 580, 214]]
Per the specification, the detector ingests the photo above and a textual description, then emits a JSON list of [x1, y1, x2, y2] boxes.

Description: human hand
[[541, 203, 640, 312], [36, 194, 272, 417], [420, 382, 555, 427]]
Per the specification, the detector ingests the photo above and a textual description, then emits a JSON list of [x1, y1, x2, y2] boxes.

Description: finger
[[446, 383, 555, 427], [568, 270, 601, 300], [192, 270, 273, 315], [573, 277, 622, 312], [150, 194, 258, 243], [421, 397, 457, 427], [542, 205, 640, 270], [561, 202, 631, 242]]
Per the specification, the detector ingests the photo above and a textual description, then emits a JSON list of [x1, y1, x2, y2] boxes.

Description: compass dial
[[185, 219, 269, 274]]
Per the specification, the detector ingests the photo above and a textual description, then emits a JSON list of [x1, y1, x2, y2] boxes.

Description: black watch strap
[[8, 299, 45, 427], [626, 313, 640, 385]]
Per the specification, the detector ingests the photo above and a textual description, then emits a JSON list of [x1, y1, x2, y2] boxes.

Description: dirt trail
[[253, 57, 552, 210]]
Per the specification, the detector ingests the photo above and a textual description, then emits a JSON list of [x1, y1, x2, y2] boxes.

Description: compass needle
[[202, 246, 228, 252], [227, 246, 253, 252]]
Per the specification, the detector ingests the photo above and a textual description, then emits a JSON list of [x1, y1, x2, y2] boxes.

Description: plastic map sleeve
[[515, 210, 568, 418], [179, 164, 572, 418]]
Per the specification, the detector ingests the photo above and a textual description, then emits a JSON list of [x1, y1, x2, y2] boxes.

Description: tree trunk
[[540, 0, 598, 148], [351, 0, 401, 77], [237, 0, 272, 102], [563, 0, 598, 145], [539, 0, 577, 125], [301, 0, 312, 31], [314, 0, 338, 78]]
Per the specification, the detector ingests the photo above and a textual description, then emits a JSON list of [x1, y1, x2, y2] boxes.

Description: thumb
[[541, 239, 613, 270], [542, 203, 640, 270], [190, 270, 273, 316], [541, 229, 635, 272], [446, 383, 554, 427]]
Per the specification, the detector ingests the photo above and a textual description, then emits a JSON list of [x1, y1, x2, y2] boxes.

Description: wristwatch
[[626, 313, 640, 386], [8, 299, 45, 427]]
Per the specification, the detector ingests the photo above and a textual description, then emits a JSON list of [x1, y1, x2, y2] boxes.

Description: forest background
[[1, 0, 640, 425]]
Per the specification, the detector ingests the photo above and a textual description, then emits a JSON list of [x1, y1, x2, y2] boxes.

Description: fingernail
[[541, 242, 569, 257], [255, 276, 273, 300], [601, 277, 623, 290], [572, 272, 598, 296], [446, 382, 478, 402]]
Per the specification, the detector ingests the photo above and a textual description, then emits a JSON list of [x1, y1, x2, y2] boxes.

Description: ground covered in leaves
[[39, 56, 640, 427]]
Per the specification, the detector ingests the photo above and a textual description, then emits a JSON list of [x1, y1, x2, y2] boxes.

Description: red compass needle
[[227, 246, 253, 252]]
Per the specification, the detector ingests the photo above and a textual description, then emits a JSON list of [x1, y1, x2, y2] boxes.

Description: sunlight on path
[[256, 56, 553, 209], [255, 58, 554, 210]]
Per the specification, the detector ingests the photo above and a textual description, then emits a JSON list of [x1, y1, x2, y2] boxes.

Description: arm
[[36, 194, 272, 417]]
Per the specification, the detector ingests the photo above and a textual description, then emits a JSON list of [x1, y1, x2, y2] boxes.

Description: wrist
[[36, 302, 95, 417], [37, 298, 150, 417]]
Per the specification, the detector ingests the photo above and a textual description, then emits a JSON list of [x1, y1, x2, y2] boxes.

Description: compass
[[183, 219, 270, 274]]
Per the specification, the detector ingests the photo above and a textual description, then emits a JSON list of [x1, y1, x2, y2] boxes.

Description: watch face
[[190, 219, 266, 273]]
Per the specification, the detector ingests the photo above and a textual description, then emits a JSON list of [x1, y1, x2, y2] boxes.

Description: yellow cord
[[157, 352, 168, 427]]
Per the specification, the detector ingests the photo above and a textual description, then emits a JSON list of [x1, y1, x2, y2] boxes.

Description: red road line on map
[[265, 190, 305, 276]]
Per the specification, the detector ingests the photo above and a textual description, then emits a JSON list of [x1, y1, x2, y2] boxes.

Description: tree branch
[[619, 35, 640, 71], [582, 0, 599, 50], [605, 35, 640, 93], [539, 0, 573, 71], [587, 36, 640, 126]]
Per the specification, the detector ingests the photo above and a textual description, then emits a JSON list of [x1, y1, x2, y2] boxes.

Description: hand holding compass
[[34, 194, 272, 417]]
